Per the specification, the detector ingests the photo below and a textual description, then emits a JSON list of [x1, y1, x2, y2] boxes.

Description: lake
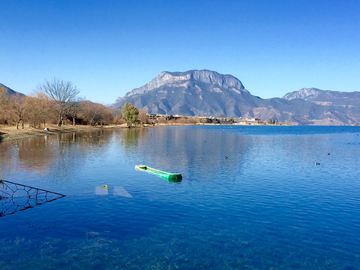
[[1, 125, 360, 269]]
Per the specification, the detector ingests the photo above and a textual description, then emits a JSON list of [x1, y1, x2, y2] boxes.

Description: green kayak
[[135, 165, 182, 182]]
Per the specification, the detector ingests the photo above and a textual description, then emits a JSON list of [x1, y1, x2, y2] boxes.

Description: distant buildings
[[145, 113, 289, 125], [236, 118, 262, 125]]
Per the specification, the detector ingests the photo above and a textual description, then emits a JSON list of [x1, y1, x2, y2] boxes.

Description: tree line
[[0, 78, 125, 129]]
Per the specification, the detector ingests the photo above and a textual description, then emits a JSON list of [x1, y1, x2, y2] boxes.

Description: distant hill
[[282, 88, 360, 125], [114, 70, 360, 125], [0, 83, 25, 97], [283, 87, 360, 107]]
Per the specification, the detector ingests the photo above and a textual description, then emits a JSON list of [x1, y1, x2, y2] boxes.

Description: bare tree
[[138, 108, 149, 125], [113, 114, 125, 125], [66, 97, 84, 126], [8, 93, 27, 129], [23, 92, 53, 129], [109, 107, 124, 125], [37, 78, 80, 127], [0, 86, 10, 124], [99, 106, 113, 126], [0, 87, 28, 127], [109, 107, 122, 117], [79, 101, 113, 126]]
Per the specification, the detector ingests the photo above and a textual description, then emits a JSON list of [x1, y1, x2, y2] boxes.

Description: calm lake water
[[1, 125, 360, 269]]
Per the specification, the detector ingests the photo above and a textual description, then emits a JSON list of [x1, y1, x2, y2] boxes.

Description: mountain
[[114, 70, 360, 125], [282, 88, 360, 125], [283, 87, 360, 106], [114, 69, 294, 118], [117, 70, 249, 100], [0, 83, 25, 97], [115, 70, 263, 117]]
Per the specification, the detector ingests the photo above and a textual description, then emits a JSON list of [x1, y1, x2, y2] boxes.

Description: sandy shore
[[0, 124, 128, 142]]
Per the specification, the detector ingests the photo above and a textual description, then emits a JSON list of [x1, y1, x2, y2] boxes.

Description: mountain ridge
[[114, 70, 360, 125], [0, 83, 25, 96], [115, 70, 249, 104], [283, 87, 360, 106]]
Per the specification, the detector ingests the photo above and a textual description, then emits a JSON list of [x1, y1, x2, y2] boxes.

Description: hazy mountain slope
[[282, 88, 360, 124], [283, 87, 360, 106], [0, 83, 25, 96]]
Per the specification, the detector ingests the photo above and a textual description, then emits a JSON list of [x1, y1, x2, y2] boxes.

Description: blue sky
[[1, 0, 359, 104]]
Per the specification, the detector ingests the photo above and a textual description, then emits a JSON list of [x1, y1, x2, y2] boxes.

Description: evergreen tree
[[121, 102, 139, 126]]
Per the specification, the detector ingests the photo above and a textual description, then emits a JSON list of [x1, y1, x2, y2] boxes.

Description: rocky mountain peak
[[282, 88, 322, 100], [115, 70, 248, 103], [164, 70, 246, 90]]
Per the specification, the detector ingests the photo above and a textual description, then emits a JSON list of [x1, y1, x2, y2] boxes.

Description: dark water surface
[[1, 126, 360, 269]]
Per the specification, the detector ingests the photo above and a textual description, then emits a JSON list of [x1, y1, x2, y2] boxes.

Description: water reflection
[[121, 127, 252, 183], [118, 128, 150, 150], [0, 180, 65, 217], [0, 129, 118, 182], [0, 127, 252, 184], [1, 126, 356, 186]]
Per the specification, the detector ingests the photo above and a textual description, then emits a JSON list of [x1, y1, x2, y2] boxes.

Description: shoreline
[[0, 122, 291, 143], [0, 124, 129, 143]]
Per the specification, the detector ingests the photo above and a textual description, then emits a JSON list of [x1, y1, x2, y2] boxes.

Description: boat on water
[[135, 165, 182, 182]]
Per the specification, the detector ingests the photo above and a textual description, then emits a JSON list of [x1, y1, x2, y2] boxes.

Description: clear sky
[[1, 0, 359, 104]]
